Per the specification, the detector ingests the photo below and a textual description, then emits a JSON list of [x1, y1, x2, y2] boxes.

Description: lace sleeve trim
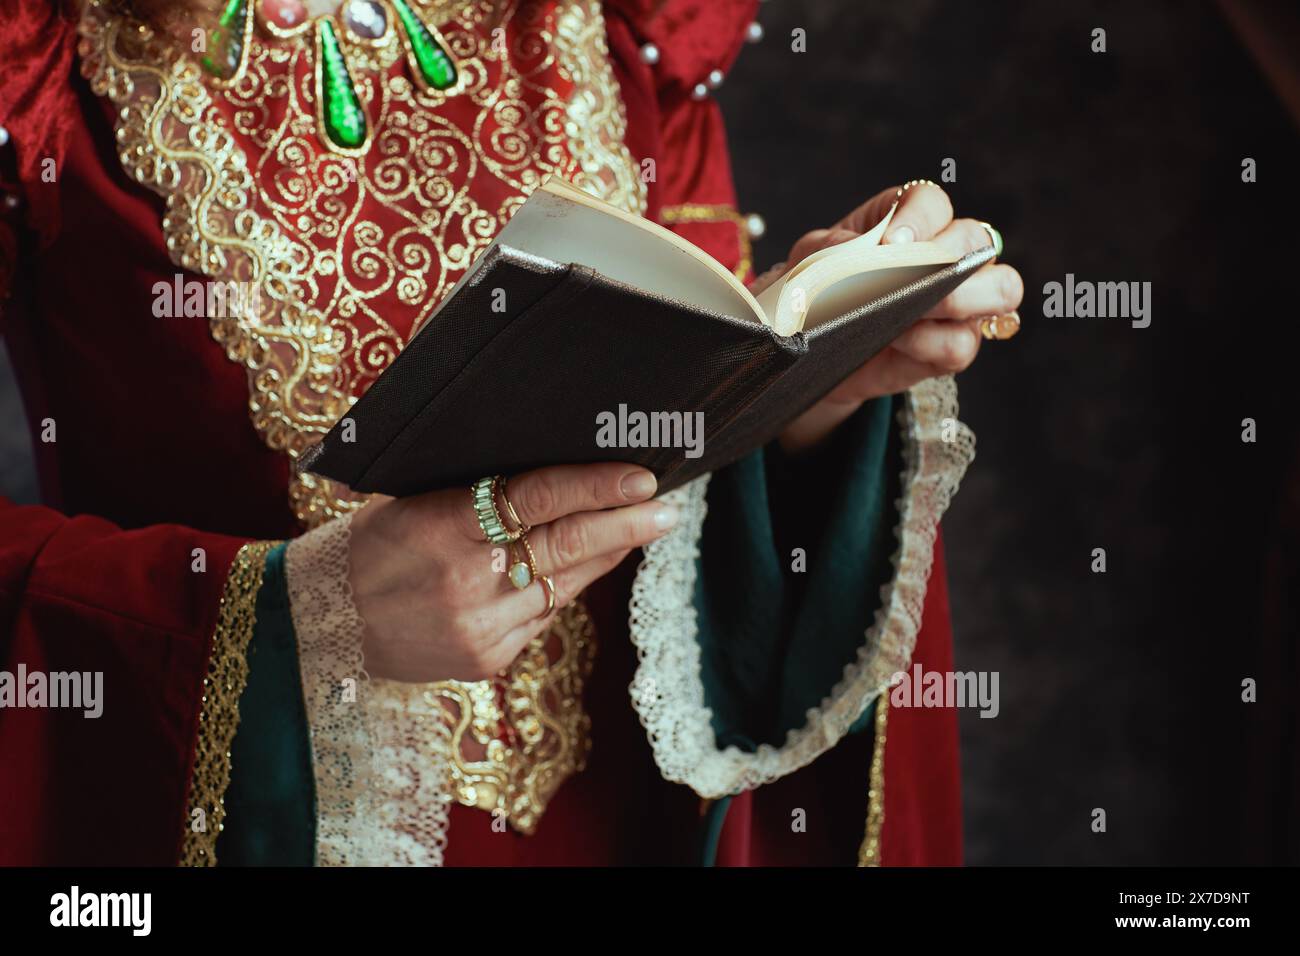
[[285, 514, 451, 866], [626, 375, 974, 797]]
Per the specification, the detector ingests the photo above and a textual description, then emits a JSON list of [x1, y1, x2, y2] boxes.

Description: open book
[[302, 176, 993, 495]]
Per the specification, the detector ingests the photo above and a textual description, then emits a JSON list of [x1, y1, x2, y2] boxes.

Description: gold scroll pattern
[[80, 0, 645, 835]]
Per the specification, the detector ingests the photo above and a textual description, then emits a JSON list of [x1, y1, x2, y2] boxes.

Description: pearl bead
[[0, 126, 9, 148], [691, 82, 708, 100], [3, 194, 20, 211], [746, 21, 764, 43], [745, 213, 766, 240], [706, 69, 724, 89], [639, 42, 660, 65], [261, 0, 308, 29]]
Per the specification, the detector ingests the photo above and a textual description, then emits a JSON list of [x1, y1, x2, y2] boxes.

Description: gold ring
[[979, 311, 1021, 341], [472, 476, 520, 544], [538, 575, 556, 619], [497, 477, 530, 535], [976, 221, 1004, 258]]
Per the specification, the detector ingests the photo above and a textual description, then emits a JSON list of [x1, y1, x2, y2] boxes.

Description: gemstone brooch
[[200, 0, 462, 154]]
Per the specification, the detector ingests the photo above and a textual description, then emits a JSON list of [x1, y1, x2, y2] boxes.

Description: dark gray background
[[2, 0, 1295, 864], [716, 0, 1298, 864]]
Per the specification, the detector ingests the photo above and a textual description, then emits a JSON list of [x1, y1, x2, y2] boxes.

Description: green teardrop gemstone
[[318, 21, 367, 150], [200, 0, 249, 81], [391, 0, 458, 90]]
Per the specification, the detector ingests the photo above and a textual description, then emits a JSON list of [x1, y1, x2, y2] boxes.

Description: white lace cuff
[[284, 514, 451, 866], [627, 375, 974, 798]]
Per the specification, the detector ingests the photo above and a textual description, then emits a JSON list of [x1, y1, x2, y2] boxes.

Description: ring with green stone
[[471, 475, 520, 544]]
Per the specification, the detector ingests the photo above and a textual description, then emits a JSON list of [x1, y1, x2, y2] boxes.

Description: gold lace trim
[[436, 600, 595, 834], [658, 202, 753, 280], [180, 540, 276, 867], [79, 0, 643, 836], [856, 697, 888, 868]]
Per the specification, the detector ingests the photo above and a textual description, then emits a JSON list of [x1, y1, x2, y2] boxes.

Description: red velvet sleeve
[[0, 2, 265, 865], [0, 0, 80, 288], [0, 496, 260, 864]]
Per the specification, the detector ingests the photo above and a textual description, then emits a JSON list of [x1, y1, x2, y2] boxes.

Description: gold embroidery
[[80, 0, 644, 835], [856, 697, 888, 867], [658, 202, 753, 280], [181, 540, 277, 867], [435, 600, 595, 834], [79, 0, 645, 528]]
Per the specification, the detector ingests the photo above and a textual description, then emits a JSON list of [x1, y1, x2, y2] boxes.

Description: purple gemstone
[[341, 0, 387, 40]]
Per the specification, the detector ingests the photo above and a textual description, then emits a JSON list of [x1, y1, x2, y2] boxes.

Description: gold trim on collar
[[78, 0, 646, 530]]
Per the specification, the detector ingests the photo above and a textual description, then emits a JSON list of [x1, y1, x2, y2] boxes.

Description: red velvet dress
[[0, 0, 962, 865]]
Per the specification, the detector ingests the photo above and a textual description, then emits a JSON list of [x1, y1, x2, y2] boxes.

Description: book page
[[763, 236, 961, 335], [496, 179, 766, 323]]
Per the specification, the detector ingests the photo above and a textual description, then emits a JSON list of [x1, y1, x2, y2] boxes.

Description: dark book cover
[[301, 242, 995, 496]]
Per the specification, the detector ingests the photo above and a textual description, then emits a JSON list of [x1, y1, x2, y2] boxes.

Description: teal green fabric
[[699, 796, 733, 866], [215, 397, 902, 865], [693, 396, 902, 750], [217, 543, 317, 866]]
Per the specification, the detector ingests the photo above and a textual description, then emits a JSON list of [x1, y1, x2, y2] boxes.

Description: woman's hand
[[347, 462, 675, 683], [766, 182, 1024, 453]]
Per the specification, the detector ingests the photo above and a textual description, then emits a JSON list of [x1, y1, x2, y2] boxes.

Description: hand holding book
[[306, 179, 1022, 688], [348, 462, 671, 683], [303, 176, 1019, 497], [765, 181, 1024, 453]]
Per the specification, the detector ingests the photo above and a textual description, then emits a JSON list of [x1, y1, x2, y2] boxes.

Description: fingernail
[[886, 225, 914, 245], [654, 504, 678, 531], [621, 470, 657, 499]]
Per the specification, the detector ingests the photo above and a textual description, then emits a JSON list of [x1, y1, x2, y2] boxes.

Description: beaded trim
[[856, 698, 888, 867], [179, 540, 276, 867]]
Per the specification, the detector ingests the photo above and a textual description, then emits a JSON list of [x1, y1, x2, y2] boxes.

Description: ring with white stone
[[508, 532, 540, 591]]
